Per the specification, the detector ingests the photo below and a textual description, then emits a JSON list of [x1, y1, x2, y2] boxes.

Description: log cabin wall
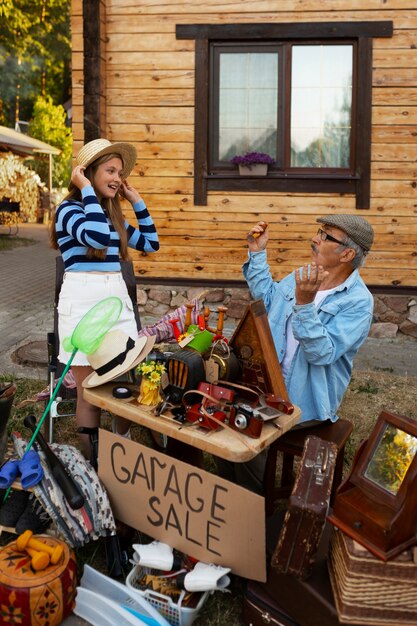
[[71, 0, 417, 296]]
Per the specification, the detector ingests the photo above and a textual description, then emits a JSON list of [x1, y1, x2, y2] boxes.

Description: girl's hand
[[71, 165, 91, 190], [120, 180, 141, 204], [247, 221, 269, 252]]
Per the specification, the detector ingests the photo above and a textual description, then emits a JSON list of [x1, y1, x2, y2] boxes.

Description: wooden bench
[[263, 418, 353, 516]]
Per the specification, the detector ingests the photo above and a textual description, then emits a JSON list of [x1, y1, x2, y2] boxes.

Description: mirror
[[364, 423, 417, 495]]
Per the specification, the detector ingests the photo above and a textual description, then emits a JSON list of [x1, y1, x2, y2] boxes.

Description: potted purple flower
[[231, 151, 275, 176]]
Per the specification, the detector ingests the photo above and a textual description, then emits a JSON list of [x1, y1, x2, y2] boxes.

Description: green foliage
[[0, 0, 71, 127], [28, 95, 72, 186]]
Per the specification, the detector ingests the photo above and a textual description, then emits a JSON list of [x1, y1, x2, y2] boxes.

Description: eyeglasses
[[317, 228, 347, 247]]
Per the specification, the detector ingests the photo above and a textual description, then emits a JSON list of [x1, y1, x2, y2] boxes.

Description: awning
[[0, 125, 61, 156]]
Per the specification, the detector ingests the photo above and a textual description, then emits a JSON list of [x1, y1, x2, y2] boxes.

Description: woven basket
[[126, 564, 208, 626], [328, 527, 417, 625]]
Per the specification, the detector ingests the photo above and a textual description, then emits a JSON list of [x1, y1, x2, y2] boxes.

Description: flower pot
[[238, 163, 268, 176], [138, 378, 162, 406]]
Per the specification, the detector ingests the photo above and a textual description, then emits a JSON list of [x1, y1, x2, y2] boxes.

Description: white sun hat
[[82, 330, 156, 388]]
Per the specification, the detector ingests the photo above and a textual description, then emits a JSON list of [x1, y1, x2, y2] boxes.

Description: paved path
[[0, 224, 57, 381]]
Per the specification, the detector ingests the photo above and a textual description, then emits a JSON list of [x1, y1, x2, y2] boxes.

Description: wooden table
[[84, 383, 301, 462]]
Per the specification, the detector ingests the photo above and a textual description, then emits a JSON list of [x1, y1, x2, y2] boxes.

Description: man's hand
[[120, 180, 141, 204], [247, 221, 268, 252], [294, 262, 329, 305]]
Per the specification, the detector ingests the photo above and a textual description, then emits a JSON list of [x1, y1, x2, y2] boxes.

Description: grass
[[0, 234, 36, 251], [1, 369, 417, 624]]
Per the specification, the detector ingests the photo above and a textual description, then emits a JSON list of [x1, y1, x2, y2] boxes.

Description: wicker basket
[[126, 564, 209, 626], [328, 527, 417, 625]]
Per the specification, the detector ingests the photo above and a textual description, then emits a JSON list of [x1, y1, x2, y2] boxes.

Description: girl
[[50, 138, 159, 457]]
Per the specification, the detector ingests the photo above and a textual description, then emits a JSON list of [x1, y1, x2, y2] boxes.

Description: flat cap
[[316, 214, 374, 253]]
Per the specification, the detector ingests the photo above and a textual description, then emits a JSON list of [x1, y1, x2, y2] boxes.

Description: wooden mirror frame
[[328, 410, 417, 560]]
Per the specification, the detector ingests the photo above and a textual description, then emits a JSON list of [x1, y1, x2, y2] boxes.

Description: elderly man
[[217, 214, 374, 493]]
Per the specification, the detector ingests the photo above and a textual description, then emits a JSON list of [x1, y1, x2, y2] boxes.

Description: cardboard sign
[[99, 429, 266, 581]]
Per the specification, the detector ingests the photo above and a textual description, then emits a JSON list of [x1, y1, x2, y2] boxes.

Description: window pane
[[291, 45, 352, 168], [219, 52, 278, 161]]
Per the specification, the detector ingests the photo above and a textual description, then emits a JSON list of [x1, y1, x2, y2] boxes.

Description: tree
[[0, 0, 71, 127], [28, 95, 72, 187]]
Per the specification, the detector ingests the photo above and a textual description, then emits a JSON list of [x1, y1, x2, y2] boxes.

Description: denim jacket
[[243, 251, 373, 423]]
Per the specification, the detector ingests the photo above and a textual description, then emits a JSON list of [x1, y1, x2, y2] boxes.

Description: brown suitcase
[[244, 518, 363, 626], [271, 435, 337, 579], [242, 511, 365, 626], [263, 525, 363, 626]]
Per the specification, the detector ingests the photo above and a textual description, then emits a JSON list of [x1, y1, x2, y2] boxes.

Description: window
[[176, 21, 393, 207], [291, 45, 352, 168], [212, 43, 353, 171], [214, 46, 279, 166]]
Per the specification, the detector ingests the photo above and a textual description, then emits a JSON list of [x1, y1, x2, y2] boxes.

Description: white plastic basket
[[126, 564, 209, 626]]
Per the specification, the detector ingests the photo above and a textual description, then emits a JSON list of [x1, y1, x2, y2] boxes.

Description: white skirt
[[57, 272, 138, 366]]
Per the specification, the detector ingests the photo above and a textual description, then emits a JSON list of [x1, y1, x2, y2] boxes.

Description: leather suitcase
[[243, 581, 299, 626], [262, 526, 362, 626], [271, 435, 337, 579]]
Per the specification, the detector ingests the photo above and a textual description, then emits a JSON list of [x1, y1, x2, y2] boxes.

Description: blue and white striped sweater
[[55, 185, 159, 272]]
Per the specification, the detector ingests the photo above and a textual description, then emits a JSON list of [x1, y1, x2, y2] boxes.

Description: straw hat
[[75, 138, 137, 178], [82, 330, 156, 388]]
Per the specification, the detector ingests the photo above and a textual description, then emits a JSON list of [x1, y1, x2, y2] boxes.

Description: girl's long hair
[[50, 153, 130, 261]]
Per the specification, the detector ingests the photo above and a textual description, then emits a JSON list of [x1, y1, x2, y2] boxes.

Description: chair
[[44, 257, 142, 443], [0, 383, 17, 463], [263, 418, 353, 516]]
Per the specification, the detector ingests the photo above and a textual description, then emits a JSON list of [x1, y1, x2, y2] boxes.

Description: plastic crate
[[126, 564, 209, 626]]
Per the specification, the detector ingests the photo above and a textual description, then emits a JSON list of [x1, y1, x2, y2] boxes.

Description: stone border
[[137, 286, 417, 340]]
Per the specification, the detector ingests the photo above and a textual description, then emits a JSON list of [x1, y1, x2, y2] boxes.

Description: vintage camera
[[185, 402, 227, 431], [229, 403, 263, 439]]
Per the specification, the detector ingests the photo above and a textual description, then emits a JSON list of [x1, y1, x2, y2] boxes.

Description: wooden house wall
[[71, 0, 417, 289]]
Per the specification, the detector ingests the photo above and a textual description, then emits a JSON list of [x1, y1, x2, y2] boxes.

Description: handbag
[[197, 382, 235, 405]]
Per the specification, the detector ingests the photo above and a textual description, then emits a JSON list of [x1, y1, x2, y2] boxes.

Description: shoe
[[18, 450, 44, 489], [15, 493, 52, 534], [0, 490, 30, 526], [178, 562, 231, 592], [132, 541, 181, 571], [0, 459, 20, 489]]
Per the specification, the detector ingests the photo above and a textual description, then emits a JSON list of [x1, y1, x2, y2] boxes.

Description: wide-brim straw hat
[[75, 138, 137, 179], [82, 330, 156, 388]]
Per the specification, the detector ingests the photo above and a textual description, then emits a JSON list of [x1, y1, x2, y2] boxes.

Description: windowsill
[[206, 172, 359, 180], [196, 172, 363, 206]]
